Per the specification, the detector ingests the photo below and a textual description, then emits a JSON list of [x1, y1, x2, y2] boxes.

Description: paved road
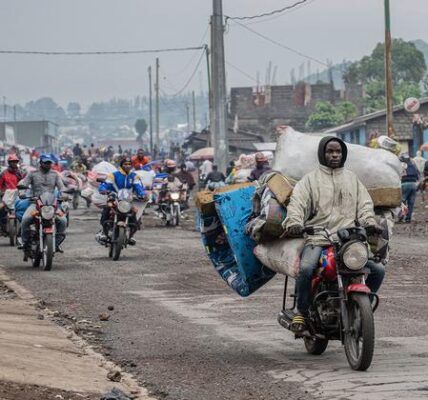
[[1, 207, 428, 400]]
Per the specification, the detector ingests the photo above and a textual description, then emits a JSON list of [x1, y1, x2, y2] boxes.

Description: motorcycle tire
[[72, 194, 79, 210], [304, 336, 329, 355], [112, 227, 125, 261], [42, 234, 54, 271], [7, 219, 16, 247], [344, 293, 375, 371]]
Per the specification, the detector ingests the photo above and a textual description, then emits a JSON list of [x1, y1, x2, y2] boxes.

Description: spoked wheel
[[344, 293, 375, 371], [172, 207, 180, 226], [7, 219, 16, 246], [42, 234, 54, 271], [72, 193, 79, 210], [112, 227, 125, 261], [304, 336, 329, 355]]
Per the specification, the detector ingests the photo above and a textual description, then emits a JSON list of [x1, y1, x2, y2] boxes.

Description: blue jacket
[[99, 169, 146, 198]]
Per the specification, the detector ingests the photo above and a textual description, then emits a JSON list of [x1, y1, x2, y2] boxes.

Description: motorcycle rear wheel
[[112, 227, 125, 261], [304, 336, 329, 355], [344, 293, 375, 371]]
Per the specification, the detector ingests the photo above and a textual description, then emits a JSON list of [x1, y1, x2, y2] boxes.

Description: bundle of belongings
[[197, 126, 399, 296]]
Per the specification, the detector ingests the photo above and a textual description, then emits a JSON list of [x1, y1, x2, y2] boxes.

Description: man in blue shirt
[[97, 157, 146, 245]]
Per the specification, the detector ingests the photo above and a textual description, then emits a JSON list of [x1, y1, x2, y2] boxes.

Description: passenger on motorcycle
[[20, 154, 67, 255], [97, 157, 147, 245], [284, 137, 385, 332], [0, 154, 23, 229]]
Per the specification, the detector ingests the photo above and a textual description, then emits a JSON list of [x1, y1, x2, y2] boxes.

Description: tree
[[337, 101, 357, 122], [306, 102, 344, 131], [67, 102, 81, 117], [135, 118, 148, 142], [344, 39, 427, 85]]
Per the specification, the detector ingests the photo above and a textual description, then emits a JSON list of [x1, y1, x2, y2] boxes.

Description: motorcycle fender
[[43, 227, 54, 234], [117, 221, 127, 227], [346, 283, 371, 295]]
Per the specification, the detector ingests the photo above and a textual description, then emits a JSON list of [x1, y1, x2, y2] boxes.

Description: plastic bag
[[254, 238, 306, 278], [135, 169, 156, 188]]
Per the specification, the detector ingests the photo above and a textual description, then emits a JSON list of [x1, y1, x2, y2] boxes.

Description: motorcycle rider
[[131, 149, 150, 171], [204, 164, 226, 190], [0, 154, 23, 231], [20, 154, 67, 255], [284, 137, 385, 332], [248, 152, 272, 182], [97, 157, 147, 245]]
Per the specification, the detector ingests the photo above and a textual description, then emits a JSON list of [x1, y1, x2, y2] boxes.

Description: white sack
[[92, 161, 117, 175], [254, 238, 305, 278], [233, 168, 252, 183], [92, 191, 108, 208], [273, 127, 401, 191], [135, 170, 156, 188]]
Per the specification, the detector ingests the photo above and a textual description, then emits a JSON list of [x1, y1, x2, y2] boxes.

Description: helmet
[[120, 156, 132, 167], [255, 152, 267, 163], [166, 159, 177, 168], [40, 154, 55, 163], [7, 154, 19, 162]]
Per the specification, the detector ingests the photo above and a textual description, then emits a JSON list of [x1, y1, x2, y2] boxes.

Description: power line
[[225, 61, 258, 84], [230, 19, 328, 67], [163, 48, 207, 97], [226, 0, 309, 21], [0, 46, 205, 56]]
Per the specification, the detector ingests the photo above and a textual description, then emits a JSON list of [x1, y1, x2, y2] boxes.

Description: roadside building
[[324, 98, 428, 156], [0, 120, 59, 153]]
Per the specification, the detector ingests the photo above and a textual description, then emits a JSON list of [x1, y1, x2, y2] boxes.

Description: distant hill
[[304, 39, 428, 89]]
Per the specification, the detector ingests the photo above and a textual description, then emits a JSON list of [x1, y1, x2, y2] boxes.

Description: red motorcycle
[[278, 226, 385, 371]]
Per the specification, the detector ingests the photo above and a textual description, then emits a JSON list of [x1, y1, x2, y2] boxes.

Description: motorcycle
[[20, 190, 69, 271], [278, 226, 382, 371], [0, 189, 19, 246], [101, 188, 147, 261], [62, 171, 92, 210], [158, 185, 187, 227]]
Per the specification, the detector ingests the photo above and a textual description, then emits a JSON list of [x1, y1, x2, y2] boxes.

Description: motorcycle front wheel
[[7, 219, 16, 246], [42, 234, 54, 271], [72, 193, 79, 210], [112, 227, 125, 261], [344, 293, 375, 371]]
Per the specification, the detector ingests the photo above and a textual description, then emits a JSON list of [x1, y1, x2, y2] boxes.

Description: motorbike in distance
[[99, 187, 148, 261], [158, 183, 187, 227], [278, 225, 386, 371], [0, 189, 19, 246], [18, 186, 72, 271]]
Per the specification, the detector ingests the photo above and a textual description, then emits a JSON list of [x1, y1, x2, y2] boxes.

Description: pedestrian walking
[[400, 154, 420, 223]]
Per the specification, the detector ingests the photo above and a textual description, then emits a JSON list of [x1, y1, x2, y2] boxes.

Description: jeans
[[21, 204, 67, 245], [401, 182, 418, 222], [296, 245, 385, 315]]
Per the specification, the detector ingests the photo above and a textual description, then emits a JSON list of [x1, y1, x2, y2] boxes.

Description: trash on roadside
[[101, 388, 132, 400], [106, 370, 122, 382]]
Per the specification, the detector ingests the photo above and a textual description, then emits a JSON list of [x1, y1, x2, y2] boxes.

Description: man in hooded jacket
[[284, 137, 385, 332]]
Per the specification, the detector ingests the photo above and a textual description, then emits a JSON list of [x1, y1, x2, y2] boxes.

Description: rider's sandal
[[290, 314, 306, 333]]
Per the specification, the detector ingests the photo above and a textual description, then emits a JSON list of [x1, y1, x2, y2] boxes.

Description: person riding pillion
[[97, 157, 147, 245], [284, 137, 385, 332], [20, 154, 68, 255]]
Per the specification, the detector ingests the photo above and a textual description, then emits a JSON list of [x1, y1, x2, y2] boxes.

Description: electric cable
[[226, 0, 308, 21], [0, 46, 205, 56], [225, 61, 259, 84], [229, 19, 328, 67]]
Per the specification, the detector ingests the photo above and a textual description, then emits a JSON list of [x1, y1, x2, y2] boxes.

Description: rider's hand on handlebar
[[366, 224, 384, 235], [286, 225, 304, 237]]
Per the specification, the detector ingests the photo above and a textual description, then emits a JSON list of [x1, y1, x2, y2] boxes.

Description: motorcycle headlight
[[117, 200, 132, 214], [41, 206, 55, 220], [170, 192, 180, 200], [342, 242, 369, 271]]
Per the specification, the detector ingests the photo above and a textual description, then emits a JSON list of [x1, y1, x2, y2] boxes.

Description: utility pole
[[148, 66, 154, 155], [192, 91, 197, 131], [384, 0, 395, 138], [155, 57, 160, 156], [2, 96, 6, 122], [186, 103, 190, 134], [205, 44, 214, 146], [211, 0, 228, 173]]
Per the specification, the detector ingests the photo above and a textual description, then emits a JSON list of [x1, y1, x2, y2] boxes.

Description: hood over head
[[318, 136, 348, 168]]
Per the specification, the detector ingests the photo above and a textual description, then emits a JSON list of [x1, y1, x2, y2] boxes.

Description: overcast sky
[[0, 0, 427, 108]]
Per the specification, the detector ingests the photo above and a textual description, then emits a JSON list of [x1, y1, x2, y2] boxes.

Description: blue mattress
[[200, 185, 275, 297]]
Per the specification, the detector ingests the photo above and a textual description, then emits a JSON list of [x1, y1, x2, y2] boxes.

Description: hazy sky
[[0, 0, 427, 108]]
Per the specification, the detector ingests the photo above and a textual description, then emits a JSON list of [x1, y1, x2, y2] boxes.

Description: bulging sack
[[273, 127, 402, 207], [254, 238, 305, 278]]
